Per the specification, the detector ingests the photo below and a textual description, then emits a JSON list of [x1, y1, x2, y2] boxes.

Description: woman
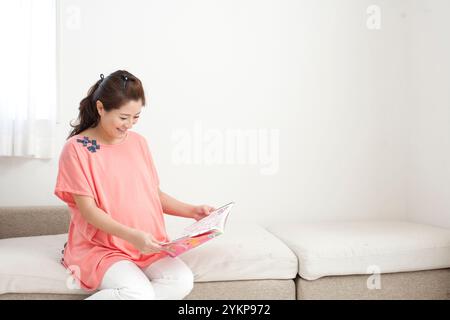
[[54, 70, 214, 299]]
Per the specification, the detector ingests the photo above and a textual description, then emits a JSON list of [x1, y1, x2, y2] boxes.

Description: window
[[0, 0, 57, 158]]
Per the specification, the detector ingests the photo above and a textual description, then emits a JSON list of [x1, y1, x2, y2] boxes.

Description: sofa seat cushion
[[0, 234, 83, 295], [267, 221, 450, 280], [0, 224, 297, 295], [180, 223, 298, 282]]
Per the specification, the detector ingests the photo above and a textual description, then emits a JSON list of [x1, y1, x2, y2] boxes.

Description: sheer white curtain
[[0, 0, 57, 158]]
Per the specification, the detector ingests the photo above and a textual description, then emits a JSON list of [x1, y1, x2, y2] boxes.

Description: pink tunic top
[[54, 130, 170, 291]]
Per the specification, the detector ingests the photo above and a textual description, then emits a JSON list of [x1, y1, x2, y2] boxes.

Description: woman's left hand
[[191, 205, 216, 221]]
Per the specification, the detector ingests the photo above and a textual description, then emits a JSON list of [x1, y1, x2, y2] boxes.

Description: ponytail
[[67, 78, 103, 139]]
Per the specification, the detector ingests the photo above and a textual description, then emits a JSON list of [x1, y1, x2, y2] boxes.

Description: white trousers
[[85, 256, 194, 300]]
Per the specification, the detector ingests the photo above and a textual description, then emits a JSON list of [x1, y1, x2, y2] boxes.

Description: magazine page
[[159, 202, 234, 257], [181, 202, 234, 237]]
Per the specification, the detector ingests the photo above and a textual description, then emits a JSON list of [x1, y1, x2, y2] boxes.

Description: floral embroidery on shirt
[[76, 136, 100, 153]]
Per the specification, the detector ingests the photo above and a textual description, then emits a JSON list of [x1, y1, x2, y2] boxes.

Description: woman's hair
[[67, 70, 146, 139]]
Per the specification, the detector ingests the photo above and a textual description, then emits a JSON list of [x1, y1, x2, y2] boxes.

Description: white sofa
[[268, 221, 450, 299], [0, 206, 298, 299], [1, 206, 449, 299]]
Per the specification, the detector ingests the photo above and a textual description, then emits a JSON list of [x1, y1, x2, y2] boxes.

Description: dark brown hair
[[67, 70, 146, 139]]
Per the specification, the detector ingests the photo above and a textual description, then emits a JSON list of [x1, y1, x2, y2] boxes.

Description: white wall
[[0, 0, 430, 228], [406, 0, 450, 228]]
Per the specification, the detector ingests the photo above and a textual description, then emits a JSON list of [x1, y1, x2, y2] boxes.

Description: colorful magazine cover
[[160, 202, 234, 257]]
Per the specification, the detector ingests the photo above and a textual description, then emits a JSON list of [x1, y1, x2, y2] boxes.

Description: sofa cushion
[[0, 224, 297, 295], [0, 234, 83, 295], [180, 223, 298, 282], [267, 221, 450, 280]]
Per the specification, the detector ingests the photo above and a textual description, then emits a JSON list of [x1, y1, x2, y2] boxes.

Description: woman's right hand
[[127, 229, 164, 254]]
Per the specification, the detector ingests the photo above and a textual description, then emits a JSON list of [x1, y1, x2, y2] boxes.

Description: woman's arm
[[158, 189, 216, 221], [158, 189, 195, 218]]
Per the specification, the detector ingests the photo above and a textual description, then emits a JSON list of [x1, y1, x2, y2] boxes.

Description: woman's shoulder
[[65, 133, 86, 147], [61, 130, 146, 151], [60, 132, 91, 155]]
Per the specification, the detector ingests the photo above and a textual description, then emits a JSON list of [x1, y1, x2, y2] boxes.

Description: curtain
[[0, 0, 57, 159]]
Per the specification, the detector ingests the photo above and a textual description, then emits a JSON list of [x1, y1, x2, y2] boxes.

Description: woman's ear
[[96, 100, 104, 116]]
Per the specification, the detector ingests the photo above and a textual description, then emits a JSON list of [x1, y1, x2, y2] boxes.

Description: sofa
[[0, 206, 449, 300]]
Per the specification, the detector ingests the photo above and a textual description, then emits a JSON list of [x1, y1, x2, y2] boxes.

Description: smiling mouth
[[117, 128, 126, 133]]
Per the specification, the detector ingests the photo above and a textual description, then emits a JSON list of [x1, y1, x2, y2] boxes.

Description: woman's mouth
[[117, 128, 126, 134]]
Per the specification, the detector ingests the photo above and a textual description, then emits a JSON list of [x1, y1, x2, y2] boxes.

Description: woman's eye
[[121, 117, 139, 121]]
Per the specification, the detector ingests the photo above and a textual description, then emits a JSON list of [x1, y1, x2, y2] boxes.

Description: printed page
[[181, 202, 234, 237]]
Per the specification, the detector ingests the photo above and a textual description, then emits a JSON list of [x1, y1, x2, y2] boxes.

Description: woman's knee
[[171, 270, 194, 299], [144, 256, 195, 299], [100, 260, 155, 298]]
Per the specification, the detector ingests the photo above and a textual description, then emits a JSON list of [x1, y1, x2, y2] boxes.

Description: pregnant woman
[[54, 70, 215, 300]]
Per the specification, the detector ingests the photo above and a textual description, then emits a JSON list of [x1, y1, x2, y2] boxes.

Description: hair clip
[[100, 74, 104, 81], [121, 74, 128, 89]]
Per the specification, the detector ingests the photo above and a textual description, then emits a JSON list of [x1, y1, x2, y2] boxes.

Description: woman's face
[[96, 99, 143, 139]]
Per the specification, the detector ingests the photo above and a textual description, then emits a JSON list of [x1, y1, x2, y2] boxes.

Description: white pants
[[85, 256, 194, 300]]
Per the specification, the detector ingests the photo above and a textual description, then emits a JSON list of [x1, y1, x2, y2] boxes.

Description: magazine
[[159, 202, 235, 257]]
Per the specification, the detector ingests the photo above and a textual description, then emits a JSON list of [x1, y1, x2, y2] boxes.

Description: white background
[[0, 0, 448, 229]]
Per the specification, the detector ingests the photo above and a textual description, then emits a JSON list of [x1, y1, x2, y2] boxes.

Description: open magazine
[[159, 202, 235, 257]]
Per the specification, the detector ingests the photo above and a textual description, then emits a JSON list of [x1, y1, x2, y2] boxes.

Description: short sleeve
[[54, 141, 96, 207], [140, 136, 160, 187]]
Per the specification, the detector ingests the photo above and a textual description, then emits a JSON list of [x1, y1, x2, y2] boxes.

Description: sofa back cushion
[[0, 206, 70, 239]]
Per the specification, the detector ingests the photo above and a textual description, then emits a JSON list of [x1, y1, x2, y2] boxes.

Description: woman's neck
[[84, 126, 126, 145]]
